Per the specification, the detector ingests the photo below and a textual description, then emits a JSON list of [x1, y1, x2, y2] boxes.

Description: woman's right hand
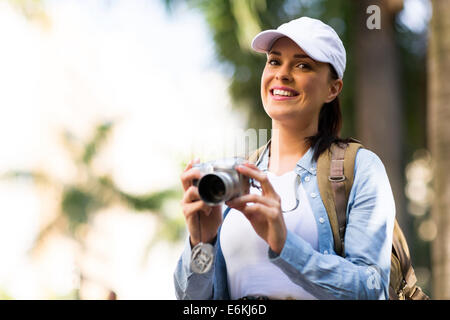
[[180, 158, 223, 248]]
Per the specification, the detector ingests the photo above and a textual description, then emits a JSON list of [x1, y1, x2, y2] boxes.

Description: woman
[[174, 17, 395, 300]]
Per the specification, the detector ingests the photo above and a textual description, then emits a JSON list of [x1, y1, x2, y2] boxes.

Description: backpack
[[247, 139, 429, 300]]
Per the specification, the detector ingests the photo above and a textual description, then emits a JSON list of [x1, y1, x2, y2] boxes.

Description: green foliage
[[3, 121, 183, 250], [57, 122, 181, 236], [155, 210, 187, 243], [395, 23, 428, 157], [61, 186, 101, 233], [98, 175, 181, 212], [82, 121, 113, 165], [121, 189, 179, 211]]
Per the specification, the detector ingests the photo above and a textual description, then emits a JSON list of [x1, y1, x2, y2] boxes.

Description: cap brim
[[251, 30, 323, 62], [251, 30, 290, 53]]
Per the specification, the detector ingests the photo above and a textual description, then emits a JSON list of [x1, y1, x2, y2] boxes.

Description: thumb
[[204, 207, 213, 216]]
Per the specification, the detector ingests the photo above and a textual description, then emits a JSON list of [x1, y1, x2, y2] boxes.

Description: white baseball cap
[[251, 17, 346, 79]]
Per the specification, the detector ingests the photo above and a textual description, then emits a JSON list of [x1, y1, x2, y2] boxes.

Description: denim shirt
[[174, 145, 396, 300]]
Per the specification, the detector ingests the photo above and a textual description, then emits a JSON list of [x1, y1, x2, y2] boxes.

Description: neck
[[268, 120, 317, 175]]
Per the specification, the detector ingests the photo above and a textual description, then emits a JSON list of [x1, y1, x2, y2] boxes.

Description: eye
[[297, 63, 311, 70], [267, 59, 280, 66]]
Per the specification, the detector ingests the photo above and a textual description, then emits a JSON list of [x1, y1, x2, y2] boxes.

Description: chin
[[265, 108, 298, 123], [265, 101, 296, 114]]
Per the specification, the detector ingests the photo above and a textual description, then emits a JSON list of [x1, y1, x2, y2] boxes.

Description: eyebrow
[[268, 50, 313, 60]]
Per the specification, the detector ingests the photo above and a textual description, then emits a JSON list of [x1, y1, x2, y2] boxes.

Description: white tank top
[[220, 170, 319, 300]]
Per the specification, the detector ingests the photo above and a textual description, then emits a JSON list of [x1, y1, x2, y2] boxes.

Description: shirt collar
[[255, 140, 317, 176]]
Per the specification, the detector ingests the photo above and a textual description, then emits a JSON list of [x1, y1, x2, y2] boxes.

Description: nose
[[275, 65, 293, 82]]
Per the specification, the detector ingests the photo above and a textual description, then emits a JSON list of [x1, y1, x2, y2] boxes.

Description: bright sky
[[398, 0, 432, 33], [0, 0, 246, 299]]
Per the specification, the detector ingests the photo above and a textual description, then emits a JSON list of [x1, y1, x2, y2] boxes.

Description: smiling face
[[261, 37, 342, 130]]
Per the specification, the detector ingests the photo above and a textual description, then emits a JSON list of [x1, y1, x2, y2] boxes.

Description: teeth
[[273, 89, 295, 97]]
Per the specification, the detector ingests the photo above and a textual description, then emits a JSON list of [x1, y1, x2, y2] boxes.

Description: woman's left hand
[[225, 162, 287, 255]]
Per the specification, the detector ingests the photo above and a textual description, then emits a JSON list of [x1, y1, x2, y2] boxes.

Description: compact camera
[[192, 158, 251, 206]]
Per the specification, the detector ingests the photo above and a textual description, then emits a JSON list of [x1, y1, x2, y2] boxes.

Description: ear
[[325, 79, 343, 103]]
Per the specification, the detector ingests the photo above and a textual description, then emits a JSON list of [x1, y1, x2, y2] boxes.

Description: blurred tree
[[2, 121, 186, 298], [353, 0, 409, 238], [3, 122, 185, 299], [428, 0, 450, 299], [3, 121, 183, 254]]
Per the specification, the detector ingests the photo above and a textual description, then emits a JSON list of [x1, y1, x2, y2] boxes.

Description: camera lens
[[198, 173, 227, 205]]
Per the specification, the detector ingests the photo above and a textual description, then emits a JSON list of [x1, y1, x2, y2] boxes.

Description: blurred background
[[0, 0, 448, 299]]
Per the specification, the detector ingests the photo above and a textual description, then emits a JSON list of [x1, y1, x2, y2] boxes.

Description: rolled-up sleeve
[[268, 149, 396, 299], [174, 235, 218, 300]]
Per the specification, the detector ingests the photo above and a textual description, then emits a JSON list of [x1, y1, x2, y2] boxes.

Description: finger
[[240, 203, 279, 222], [238, 203, 273, 222], [184, 157, 200, 170], [183, 159, 194, 172], [243, 162, 258, 169], [182, 185, 201, 203], [236, 165, 276, 196], [180, 167, 202, 191], [226, 193, 275, 208], [183, 200, 210, 219], [241, 203, 263, 219]]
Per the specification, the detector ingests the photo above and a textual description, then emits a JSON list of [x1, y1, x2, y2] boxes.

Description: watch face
[[190, 242, 214, 274]]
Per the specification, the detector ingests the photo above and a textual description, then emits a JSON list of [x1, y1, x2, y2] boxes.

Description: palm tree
[[2, 122, 183, 298], [427, 0, 450, 300]]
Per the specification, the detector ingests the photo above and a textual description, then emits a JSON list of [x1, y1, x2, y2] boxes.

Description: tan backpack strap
[[392, 220, 411, 276], [409, 286, 430, 300], [392, 219, 430, 299], [317, 140, 363, 256], [329, 143, 348, 255], [317, 146, 342, 255]]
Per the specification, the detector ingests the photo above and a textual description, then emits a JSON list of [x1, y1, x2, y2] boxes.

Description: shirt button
[[324, 250, 329, 255], [319, 217, 325, 224], [310, 192, 317, 198], [304, 176, 310, 182]]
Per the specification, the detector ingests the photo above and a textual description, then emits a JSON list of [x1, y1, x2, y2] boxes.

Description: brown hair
[[305, 65, 352, 162]]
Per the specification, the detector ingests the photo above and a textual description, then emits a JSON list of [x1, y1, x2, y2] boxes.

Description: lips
[[270, 86, 299, 100]]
